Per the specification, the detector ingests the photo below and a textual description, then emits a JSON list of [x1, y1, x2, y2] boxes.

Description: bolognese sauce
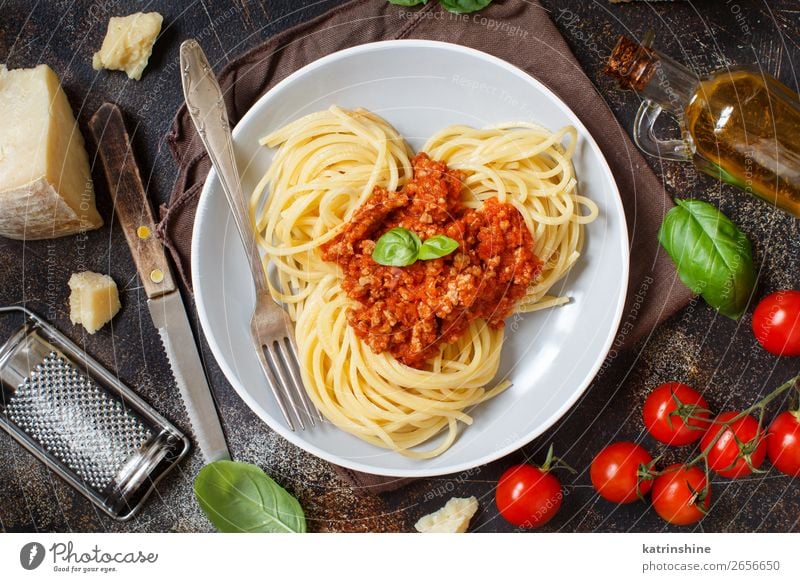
[[321, 153, 539, 368]]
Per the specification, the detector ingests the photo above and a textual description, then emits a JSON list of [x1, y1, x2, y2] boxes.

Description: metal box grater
[[0, 306, 190, 521]]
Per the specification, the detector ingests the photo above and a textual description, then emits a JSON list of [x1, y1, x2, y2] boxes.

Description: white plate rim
[[191, 39, 630, 477]]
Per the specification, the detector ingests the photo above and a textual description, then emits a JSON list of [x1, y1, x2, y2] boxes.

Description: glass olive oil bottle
[[606, 35, 800, 217]]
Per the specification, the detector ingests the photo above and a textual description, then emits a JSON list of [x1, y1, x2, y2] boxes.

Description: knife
[[89, 102, 230, 463]]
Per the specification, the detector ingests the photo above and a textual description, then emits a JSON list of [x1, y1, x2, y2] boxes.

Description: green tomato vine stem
[[682, 374, 800, 469]]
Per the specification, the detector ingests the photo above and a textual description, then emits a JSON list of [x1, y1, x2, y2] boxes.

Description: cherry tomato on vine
[[767, 411, 800, 477], [590, 442, 653, 504], [643, 382, 712, 445], [651, 464, 711, 526], [700, 411, 766, 478], [752, 290, 800, 356]]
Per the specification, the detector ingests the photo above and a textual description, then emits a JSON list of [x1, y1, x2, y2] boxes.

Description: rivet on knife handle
[[88, 103, 175, 300]]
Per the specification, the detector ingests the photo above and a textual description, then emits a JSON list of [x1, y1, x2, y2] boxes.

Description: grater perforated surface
[[4, 351, 152, 490]]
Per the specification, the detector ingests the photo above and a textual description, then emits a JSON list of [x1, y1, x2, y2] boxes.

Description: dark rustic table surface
[[1, 0, 798, 533]]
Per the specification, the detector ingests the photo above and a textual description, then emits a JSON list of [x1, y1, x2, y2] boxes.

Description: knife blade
[[89, 102, 230, 463]]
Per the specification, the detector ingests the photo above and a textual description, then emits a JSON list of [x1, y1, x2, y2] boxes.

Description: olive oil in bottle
[[606, 36, 800, 217]]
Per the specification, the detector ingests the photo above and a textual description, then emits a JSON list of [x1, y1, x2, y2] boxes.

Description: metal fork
[[180, 39, 321, 430]]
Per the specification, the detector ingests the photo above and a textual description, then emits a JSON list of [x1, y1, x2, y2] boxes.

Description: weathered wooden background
[[1, 0, 798, 532]]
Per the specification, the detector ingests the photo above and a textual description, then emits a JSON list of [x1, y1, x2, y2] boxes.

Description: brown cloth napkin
[[158, 0, 692, 492]]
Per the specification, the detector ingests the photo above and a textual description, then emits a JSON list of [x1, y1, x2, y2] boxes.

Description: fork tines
[[253, 334, 322, 431]]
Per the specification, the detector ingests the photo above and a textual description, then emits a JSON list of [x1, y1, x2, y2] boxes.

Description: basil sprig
[[372, 227, 458, 266], [388, 0, 493, 14], [658, 199, 756, 320], [194, 460, 306, 533]]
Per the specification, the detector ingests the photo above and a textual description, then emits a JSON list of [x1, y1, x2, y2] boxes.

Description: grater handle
[[0, 305, 41, 357], [0, 305, 79, 355], [0, 304, 36, 320]]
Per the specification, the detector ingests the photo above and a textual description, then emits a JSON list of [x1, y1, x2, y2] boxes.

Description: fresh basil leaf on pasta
[[658, 199, 756, 320], [439, 0, 493, 14], [418, 235, 459, 260], [372, 227, 422, 266], [387, 0, 428, 6], [373, 230, 457, 265], [194, 460, 306, 533]]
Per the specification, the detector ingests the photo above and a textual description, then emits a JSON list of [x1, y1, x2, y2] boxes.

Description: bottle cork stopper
[[605, 36, 659, 91]]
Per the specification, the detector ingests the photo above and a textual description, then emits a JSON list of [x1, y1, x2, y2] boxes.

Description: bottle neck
[[606, 37, 700, 114], [639, 53, 701, 115]]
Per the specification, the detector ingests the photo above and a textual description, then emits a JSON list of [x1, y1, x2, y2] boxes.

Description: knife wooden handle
[[89, 103, 176, 299]]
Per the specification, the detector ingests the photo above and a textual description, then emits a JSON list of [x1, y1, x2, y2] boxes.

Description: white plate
[[192, 40, 629, 477]]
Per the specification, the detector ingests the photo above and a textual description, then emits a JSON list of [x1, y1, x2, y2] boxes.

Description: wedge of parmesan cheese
[[414, 496, 479, 533], [92, 12, 163, 80], [0, 64, 102, 240], [68, 272, 121, 334]]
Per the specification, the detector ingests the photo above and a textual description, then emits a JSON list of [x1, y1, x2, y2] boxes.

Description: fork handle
[[179, 39, 269, 296]]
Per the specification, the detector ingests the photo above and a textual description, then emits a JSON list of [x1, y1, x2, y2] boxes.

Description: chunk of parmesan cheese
[[68, 272, 121, 334], [92, 12, 163, 80], [414, 497, 479, 533], [0, 64, 103, 240]]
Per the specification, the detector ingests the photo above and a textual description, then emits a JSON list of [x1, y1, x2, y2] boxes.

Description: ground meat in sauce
[[321, 153, 539, 369]]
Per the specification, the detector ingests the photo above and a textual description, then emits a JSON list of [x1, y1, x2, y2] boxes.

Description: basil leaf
[[658, 199, 756, 320], [388, 0, 428, 6], [418, 234, 459, 260], [372, 227, 421, 266], [194, 461, 306, 533], [439, 0, 493, 14]]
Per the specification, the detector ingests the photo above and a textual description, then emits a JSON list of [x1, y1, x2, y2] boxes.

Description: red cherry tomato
[[767, 411, 800, 477], [590, 442, 653, 504], [496, 464, 563, 528], [651, 464, 711, 525], [700, 411, 766, 478], [752, 291, 800, 356], [643, 382, 712, 445]]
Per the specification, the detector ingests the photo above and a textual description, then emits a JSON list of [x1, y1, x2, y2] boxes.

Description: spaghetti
[[249, 106, 598, 458]]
